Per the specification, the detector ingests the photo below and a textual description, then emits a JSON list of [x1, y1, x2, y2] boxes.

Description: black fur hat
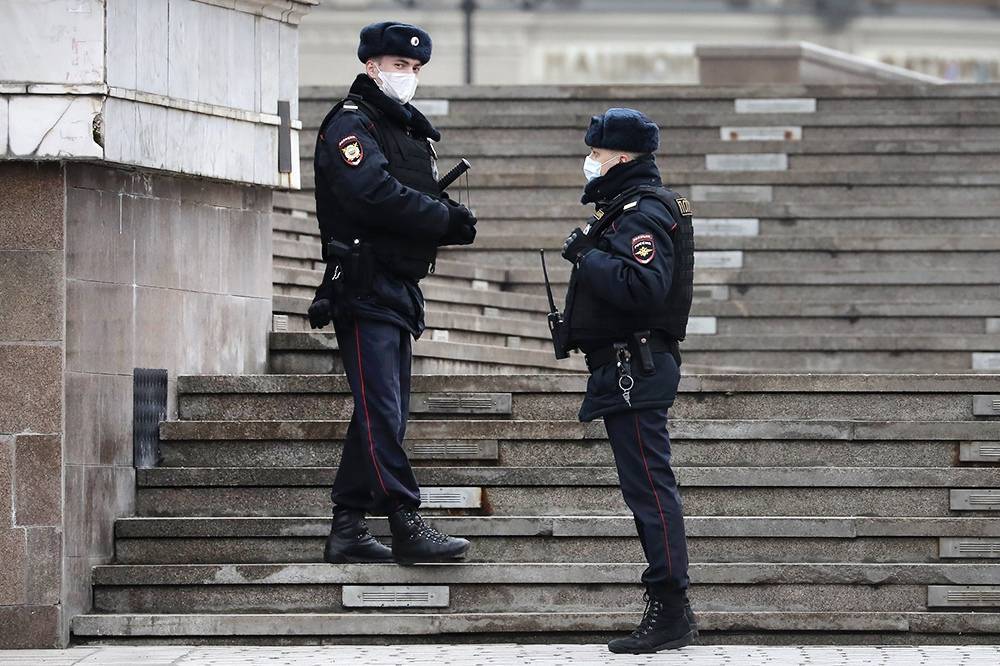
[[357, 21, 433, 64], [585, 108, 659, 154]]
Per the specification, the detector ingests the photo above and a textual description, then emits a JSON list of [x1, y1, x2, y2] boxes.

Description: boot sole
[[393, 543, 471, 566], [608, 628, 698, 654], [324, 554, 395, 564]]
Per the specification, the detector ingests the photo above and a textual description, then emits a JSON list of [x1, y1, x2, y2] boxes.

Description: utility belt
[[584, 330, 680, 374]]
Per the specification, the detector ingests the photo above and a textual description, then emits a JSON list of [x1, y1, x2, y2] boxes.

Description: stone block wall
[[0, 161, 273, 646], [0, 163, 66, 647]]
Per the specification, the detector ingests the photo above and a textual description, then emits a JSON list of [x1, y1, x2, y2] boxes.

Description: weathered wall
[[0, 161, 273, 647], [0, 162, 66, 647], [60, 163, 273, 636], [0, 0, 309, 188]]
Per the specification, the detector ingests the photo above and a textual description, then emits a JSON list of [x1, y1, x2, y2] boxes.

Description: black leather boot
[[607, 590, 698, 654], [323, 509, 393, 564], [388, 506, 471, 565]]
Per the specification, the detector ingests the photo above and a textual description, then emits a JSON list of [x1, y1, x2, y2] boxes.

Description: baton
[[438, 158, 472, 191]]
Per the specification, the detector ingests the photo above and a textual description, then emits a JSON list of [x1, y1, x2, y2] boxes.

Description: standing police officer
[[557, 108, 697, 653], [308, 22, 476, 565]]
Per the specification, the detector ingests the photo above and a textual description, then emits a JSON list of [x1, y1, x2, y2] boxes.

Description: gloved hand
[[308, 276, 337, 330], [440, 199, 477, 246], [561, 227, 596, 263], [308, 297, 333, 330]]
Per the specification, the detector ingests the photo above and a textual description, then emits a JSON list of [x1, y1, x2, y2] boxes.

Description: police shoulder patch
[[338, 135, 363, 167], [631, 233, 656, 265]]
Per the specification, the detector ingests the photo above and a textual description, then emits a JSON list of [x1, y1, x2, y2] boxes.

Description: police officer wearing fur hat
[[558, 108, 697, 653], [308, 22, 475, 565]]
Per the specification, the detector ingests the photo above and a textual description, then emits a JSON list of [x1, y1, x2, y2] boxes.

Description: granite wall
[[0, 162, 66, 647], [0, 161, 273, 646]]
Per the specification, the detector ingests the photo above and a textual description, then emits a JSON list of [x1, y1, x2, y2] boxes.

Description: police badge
[[338, 136, 363, 167], [631, 234, 656, 264]]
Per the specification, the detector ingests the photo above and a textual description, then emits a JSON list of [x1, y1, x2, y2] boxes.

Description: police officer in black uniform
[[308, 22, 475, 565], [558, 108, 697, 653]]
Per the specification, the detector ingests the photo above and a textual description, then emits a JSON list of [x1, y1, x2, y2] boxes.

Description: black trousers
[[603, 408, 690, 597], [330, 316, 422, 514]]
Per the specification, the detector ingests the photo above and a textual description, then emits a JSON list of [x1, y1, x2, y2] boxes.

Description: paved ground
[[2, 646, 1000, 665]]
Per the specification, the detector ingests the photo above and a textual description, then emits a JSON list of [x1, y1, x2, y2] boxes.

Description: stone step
[[111, 516, 1000, 565], [267, 332, 586, 375], [86, 562, 1000, 614], [69, 609, 1000, 642], [298, 131, 1000, 159], [274, 191, 1000, 220], [155, 435, 987, 471], [175, 375, 999, 422], [273, 213, 1000, 243], [159, 414, 1000, 445], [132, 463, 999, 518], [135, 466, 1000, 489]]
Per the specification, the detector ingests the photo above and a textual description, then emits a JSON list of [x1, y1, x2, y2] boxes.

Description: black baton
[[438, 158, 471, 191]]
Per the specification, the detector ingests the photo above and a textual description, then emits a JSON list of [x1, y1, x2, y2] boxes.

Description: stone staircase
[[73, 373, 1000, 643], [71, 85, 1000, 644], [275, 84, 1000, 374]]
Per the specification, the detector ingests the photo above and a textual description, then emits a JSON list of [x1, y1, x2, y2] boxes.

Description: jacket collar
[[349, 74, 441, 142], [581, 154, 662, 205]]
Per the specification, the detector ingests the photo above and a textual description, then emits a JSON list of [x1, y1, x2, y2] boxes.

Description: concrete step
[[174, 372, 999, 423], [274, 213, 1000, 243], [274, 190, 1000, 221], [298, 131, 1000, 159], [69, 609, 1000, 643], [87, 562, 1000, 614], [111, 515, 1000, 565], [154, 435, 987, 471], [267, 332, 586, 375], [132, 463, 999, 518]]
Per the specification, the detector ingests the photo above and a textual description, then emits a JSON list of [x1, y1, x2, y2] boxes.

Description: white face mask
[[583, 154, 618, 182], [374, 65, 419, 104]]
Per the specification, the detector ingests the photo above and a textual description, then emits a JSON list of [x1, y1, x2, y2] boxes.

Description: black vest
[[565, 185, 695, 347], [317, 95, 441, 280]]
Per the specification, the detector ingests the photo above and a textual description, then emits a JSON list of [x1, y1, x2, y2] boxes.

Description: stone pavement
[[2, 645, 1000, 665]]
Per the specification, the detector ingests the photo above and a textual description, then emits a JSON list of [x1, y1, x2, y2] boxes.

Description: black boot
[[608, 590, 698, 654], [324, 509, 393, 564], [388, 506, 471, 565]]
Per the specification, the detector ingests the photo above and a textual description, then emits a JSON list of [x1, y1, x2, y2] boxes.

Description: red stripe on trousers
[[354, 323, 389, 496], [635, 413, 673, 576]]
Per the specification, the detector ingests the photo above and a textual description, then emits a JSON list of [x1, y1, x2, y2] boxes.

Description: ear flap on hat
[[584, 115, 604, 148]]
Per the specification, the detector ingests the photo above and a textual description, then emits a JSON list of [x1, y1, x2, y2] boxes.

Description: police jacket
[[314, 74, 450, 336], [563, 156, 695, 421]]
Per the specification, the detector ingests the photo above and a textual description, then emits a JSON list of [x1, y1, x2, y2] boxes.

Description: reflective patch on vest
[[339, 135, 364, 166], [675, 197, 694, 216], [631, 234, 656, 264]]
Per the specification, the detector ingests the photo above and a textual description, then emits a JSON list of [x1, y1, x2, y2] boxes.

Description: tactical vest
[[316, 95, 441, 280], [565, 185, 695, 346]]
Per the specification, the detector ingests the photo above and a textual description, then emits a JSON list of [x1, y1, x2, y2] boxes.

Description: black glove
[[308, 297, 333, 330], [562, 227, 596, 263], [440, 200, 477, 246]]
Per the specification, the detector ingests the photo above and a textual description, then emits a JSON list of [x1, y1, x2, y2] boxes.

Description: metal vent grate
[[972, 395, 1000, 416], [412, 393, 512, 415], [420, 486, 482, 508], [940, 538, 1000, 558], [961, 442, 1000, 462], [408, 440, 498, 460], [951, 490, 1000, 511], [343, 585, 449, 608]]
